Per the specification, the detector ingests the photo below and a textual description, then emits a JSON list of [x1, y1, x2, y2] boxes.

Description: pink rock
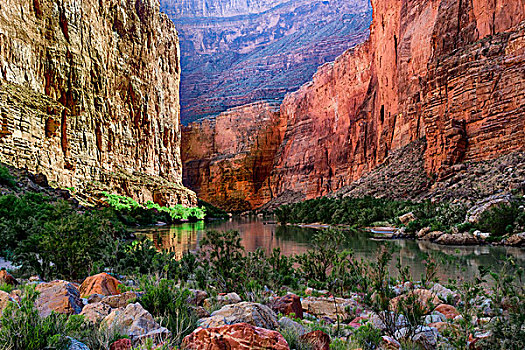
[[110, 338, 132, 350], [182, 323, 289, 350]]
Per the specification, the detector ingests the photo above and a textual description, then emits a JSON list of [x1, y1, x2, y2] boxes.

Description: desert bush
[[0, 164, 15, 188], [138, 277, 198, 345], [352, 323, 382, 350], [476, 203, 521, 236], [0, 286, 98, 350]]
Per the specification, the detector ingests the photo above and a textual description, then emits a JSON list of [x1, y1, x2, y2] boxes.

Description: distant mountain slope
[[161, 0, 372, 123]]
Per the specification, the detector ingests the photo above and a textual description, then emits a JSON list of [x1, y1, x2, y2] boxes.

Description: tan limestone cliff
[[0, 0, 195, 205]]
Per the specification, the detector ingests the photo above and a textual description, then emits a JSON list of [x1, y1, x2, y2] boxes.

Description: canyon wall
[[183, 0, 525, 210], [182, 102, 283, 211], [161, 0, 372, 123], [271, 0, 525, 201], [0, 0, 196, 206]]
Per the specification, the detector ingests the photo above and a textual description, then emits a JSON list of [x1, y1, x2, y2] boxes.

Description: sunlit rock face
[[181, 102, 284, 211], [0, 0, 196, 205], [270, 0, 525, 201], [161, 0, 372, 124], [182, 0, 525, 210]]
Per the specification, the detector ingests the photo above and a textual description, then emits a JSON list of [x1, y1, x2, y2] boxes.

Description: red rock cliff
[[182, 102, 283, 211], [271, 0, 525, 200], [0, 0, 196, 205]]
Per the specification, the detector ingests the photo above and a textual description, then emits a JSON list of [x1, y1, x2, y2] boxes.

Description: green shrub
[[0, 165, 16, 188], [0, 286, 83, 350], [352, 323, 382, 350], [102, 192, 206, 223], [115, 238, 181, 280], [476, 203, 520, 236], [199, 230, 246, 291], [138, 277, 198, 346]]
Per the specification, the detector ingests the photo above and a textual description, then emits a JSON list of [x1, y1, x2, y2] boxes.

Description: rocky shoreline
[[0, 266, 519, 349]]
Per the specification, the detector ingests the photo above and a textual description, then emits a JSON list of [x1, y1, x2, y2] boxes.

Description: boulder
[[182, 323, 289, 350], [428, 322, 456, 333], [67, 337, 90, 350], [300, 330, 330, 350], [429, 283, 456, 303], [472, 230, 490, 241], [87, 294, 105, 304], [203, 292, 242, 309], [434, 304, 459, 320], [434, 233, 479, 245], [394, 326, 438, 349], [102, 303, 170, 344], [421, 231, 444, 241], [424, 313, 446, 324], [390, 289, 441, 313], [35, 280, 84, 318], [188, 289, 208, 306], [0, 290, 13, 317], [190, 305, 211, 318], [110, 338, 132, 350], [500, 232, 525, 247], [0, 269, 18, 285], [301, 297, 356, 321], [467, 194, 513, 223], [80, 273, 121, 297], [416, 227, 431, 239], [199, 302, 279, 330], [101, 291, 137, 308], [381, 335, 401, 350], [270, 294, 303, 319], [348, 316, 368, 328], [278, 316, 306, 336], [399, 212, 417, 225], [79, 302, 112, 324]]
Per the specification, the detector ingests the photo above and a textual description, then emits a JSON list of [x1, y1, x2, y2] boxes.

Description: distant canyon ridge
[[160, 0, 372, 123], [182, 0, 525, 212]]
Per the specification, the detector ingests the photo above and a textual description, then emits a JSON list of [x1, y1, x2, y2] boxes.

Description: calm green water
[[136, 217, 525, 284]]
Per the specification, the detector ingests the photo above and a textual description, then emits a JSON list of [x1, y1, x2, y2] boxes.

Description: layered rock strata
[[272, 0, 525, 201], [182, 101, 283, 211], [183, 0, 525, 210], [162, 0, 372, 123], [0, 0, 195, 205]]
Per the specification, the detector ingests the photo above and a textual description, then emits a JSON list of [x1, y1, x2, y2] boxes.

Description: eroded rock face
[[162, 0, 371, 123], [271, 0, 525, 201], [182, 323, 290, 350], [182, 0, 525, 209], [0, 0, 195, 206], [182, 102, 284, 211]]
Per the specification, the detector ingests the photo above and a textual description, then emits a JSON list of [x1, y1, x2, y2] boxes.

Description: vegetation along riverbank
[[1, 163, 525, 349], [275, 196, 525, 247]]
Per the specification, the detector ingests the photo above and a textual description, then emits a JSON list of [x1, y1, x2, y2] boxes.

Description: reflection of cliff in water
[[136, 217, 525, 283]]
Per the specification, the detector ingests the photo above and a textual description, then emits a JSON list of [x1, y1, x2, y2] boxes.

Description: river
[[136, 217, 525, 284]]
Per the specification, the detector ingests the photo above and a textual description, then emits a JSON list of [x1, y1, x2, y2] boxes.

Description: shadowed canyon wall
[[0, 0, 196, 205], [183, 0, 525, 210], [182, 102, 283, 211], [161, 0, 372, 123]]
